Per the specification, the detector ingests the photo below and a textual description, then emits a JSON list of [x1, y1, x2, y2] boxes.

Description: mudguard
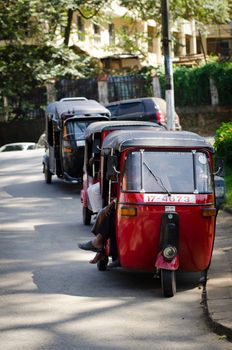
[[155, 251, 179, 270]]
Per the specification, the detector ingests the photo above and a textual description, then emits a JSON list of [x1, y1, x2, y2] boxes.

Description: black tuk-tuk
[[43, 98, 110, 184]]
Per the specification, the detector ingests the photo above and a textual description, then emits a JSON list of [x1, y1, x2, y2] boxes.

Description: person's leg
[[78, 233, 105, 252], [92, 233, 105, 248], [78, 201, 115, 259]]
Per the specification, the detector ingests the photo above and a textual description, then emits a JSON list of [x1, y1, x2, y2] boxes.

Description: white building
[[64, 3, 231, 70]]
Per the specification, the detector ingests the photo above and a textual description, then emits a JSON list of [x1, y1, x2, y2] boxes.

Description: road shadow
[[3, 178, 82, 199], [30, 223, 200, 300]]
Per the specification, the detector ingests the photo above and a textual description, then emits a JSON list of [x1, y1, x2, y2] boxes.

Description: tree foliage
[[0, 0, 107, 99], [0, 44, 101, 94], [0, 0, 111, 43], [215, 122, 232, 163], [0, 0, 231, 118], [119, 0, 231, 24]]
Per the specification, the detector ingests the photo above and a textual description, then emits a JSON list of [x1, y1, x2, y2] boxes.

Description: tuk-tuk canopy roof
[[101, 129, 214, 154], [84, 120, 163, 139], [46, 99, 110, 122]]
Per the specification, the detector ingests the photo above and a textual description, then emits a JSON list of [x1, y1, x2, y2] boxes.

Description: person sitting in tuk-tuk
[[78, 199, 116, 263], [87, 181, 101, 214]]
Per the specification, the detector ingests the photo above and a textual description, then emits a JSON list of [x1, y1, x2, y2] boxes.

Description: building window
[[77, 16, 85, 41], [186, 35, 191, 55], [109, 23, 115, 44], [93, 23, 101, 43], [220, 41, 230, 56], [207, 38, 231, 57], [196, 37, 202, 54], [173, 33, 180, 57], [148, 26, 154, 52]]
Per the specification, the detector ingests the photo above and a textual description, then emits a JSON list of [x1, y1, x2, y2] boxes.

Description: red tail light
[[156, 110, 166, 124]]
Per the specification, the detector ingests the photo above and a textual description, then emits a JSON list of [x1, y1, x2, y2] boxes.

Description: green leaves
[[215, 122, 232, 163], [0, 44, 100, 96], [118, 0, 230, 24], [0, 0, 231, 121]]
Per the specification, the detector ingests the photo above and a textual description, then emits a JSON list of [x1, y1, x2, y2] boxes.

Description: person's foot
[[78, 240, 103, 253], [89, 251, 105, 264]]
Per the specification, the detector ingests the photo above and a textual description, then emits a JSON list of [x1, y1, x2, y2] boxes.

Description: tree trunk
[[64, 9, 73, 46]]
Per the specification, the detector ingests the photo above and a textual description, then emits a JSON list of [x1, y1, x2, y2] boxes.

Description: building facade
[[64, 2, 231, 70]]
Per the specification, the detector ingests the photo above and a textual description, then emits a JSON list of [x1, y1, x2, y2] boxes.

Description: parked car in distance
[[105, 97, 181, 130], [36, 133, 46, 148], [0, 142, 36, 152]]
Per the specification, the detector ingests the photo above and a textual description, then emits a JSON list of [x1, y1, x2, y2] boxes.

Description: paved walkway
[[204, 209, 232, 342]]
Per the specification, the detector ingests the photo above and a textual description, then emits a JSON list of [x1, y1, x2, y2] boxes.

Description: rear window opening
[[122, 150, 213, 194], [118, 102, 144, 115]]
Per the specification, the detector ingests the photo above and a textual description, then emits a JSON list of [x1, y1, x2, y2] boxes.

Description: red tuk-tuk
[[96, 129, 217, 297], [81, 120, 164, 225]]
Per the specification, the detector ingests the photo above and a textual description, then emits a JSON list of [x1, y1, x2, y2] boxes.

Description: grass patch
[[225, 165, 232, 209]]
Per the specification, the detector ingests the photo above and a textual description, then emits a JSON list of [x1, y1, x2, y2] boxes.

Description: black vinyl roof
[[84, 120, 163, 138], [46, 99, 110, 121], [101, 129, 214, 154]]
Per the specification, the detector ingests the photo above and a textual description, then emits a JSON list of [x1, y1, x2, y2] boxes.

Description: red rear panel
[[116, 192, 216, 271]]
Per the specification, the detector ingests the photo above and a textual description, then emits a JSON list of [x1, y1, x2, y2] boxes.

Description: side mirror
[[106, 155, 120, 181], [214, 156, 225, 177], [214, 175, 226, 210]]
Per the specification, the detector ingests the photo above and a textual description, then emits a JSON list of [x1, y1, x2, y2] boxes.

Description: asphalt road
[[0, 150, 230, 350]]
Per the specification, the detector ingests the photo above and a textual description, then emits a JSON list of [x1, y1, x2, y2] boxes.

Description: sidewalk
[[204, 209, 232, 342]]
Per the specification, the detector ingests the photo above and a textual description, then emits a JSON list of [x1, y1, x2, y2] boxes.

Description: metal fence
[[0, 75, 153, 121], [55, 77, 99, 101], [0, 86, 47, 121], [107, 75, 153, 102]]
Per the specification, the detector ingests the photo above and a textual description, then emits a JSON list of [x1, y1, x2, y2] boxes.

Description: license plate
[[144, 194, 196, 203]]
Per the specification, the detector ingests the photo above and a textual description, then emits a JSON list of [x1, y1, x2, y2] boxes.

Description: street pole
[[161, 0, 175, 130]]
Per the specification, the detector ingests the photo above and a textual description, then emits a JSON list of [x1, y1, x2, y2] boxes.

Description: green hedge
[[214, 122, 232, 163], [207, 63, 232, 106], [173, 66, 211, 106], [152, 62, 232, 107], [215, 122, 232, 208]]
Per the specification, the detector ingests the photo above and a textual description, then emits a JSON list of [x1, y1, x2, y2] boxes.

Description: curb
[[202, 288, 232, 342], [202, 208, 232, 343]]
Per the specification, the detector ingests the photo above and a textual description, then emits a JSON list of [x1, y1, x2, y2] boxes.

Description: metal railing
[[107, 75, 153, 102], [55, 78, 98, 101]]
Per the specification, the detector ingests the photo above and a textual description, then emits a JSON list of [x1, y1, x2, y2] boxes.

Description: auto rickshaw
[[81, 120, 164, 225], [42, 98, 110, 184], [95, 129, 218, 297]]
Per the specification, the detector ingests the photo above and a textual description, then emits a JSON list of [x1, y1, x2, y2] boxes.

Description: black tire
[[97, 256, 108, 271], [82, 205, 92, 225], [44, 164, 52, 184], [161, 269, 176, 297]]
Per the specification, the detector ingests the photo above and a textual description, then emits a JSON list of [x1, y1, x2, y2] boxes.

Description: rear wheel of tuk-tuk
[[161, 269, 176, 297], [44, 164, 52, 184], [82, 206, 92, 225], [97, 256, 108, 271]]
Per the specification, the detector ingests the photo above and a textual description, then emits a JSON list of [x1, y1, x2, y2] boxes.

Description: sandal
[[78, 240, 103, 253]]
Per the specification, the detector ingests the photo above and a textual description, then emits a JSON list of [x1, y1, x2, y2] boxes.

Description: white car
[[0, 142, 36, 152]]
